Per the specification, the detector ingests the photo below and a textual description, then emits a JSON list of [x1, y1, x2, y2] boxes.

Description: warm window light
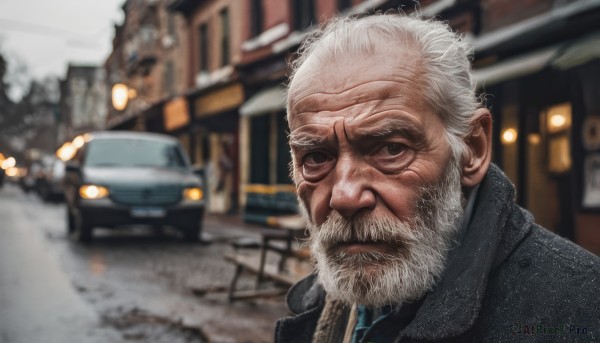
[[549, 114, 567, 129], [546, 103, 571, 134], [502, 128, 518, 144], [528, 133, 541, 145], [112, 83, 130, 111]]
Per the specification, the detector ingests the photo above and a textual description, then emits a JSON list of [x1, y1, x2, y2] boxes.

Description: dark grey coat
[[275, 165, 600, 342]]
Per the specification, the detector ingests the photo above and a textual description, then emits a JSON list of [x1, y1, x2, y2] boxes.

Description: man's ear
[[461, 108, 492, 187]]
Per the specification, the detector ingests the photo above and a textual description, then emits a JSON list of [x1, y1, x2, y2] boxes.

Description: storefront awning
[[472, 46, 559, 87], [473, 30, 600, 87], [239, 85, 286, 117], [552, 32, 600, 70]]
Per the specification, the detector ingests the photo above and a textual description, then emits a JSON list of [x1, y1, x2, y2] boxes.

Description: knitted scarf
[[312, 295, 358, 343]]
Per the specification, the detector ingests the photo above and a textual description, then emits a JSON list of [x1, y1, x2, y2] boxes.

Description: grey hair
[[287, 14, 482, 162]]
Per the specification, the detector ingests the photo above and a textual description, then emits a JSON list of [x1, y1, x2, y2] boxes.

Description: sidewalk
[[203, 212, 270, 243], [0, 185, 123, 343]]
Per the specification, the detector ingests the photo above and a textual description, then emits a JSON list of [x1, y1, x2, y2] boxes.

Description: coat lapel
[[401, 165, 533, 340]]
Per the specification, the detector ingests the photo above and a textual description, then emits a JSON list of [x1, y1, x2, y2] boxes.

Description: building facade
[[105, 0, 190, 133], [168, 0, 244, 214], [60, 65, 107, 138], [103, 0, 600, 254], [471, 0, 600, 255]]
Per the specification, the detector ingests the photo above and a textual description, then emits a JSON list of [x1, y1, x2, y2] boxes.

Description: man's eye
[[377, 143, 407, 157], [385, 143, 404, 156], [304, 152, 330, 165]]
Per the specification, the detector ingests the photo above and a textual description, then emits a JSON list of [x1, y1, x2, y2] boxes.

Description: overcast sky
[[0, 0, 125, 99]]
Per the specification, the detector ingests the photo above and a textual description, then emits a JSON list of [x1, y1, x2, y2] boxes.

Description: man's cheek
[[298, 181, 332, 224], [300, 184, 336, 227]]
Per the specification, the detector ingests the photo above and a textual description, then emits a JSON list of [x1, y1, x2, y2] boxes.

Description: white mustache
[[310, 212, 421, 252]]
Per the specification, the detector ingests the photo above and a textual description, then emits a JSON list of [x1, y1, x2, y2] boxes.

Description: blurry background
[[1, 0, 599, 253], [1, 1, 600, 341]]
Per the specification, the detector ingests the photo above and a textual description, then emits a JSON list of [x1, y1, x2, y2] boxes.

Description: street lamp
[[111, 83, 137, 111]]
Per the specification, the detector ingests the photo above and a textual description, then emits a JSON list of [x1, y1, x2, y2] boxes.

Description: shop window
[[250, 115, 270, 184], [545, 103, 572, 174]]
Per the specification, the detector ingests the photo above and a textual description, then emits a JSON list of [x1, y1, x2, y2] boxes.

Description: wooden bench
[[225, 214, 311, 302]]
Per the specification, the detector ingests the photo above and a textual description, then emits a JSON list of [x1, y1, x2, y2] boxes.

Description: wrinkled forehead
[[287, 38, 423, 115], [287, 43, 424, 127]]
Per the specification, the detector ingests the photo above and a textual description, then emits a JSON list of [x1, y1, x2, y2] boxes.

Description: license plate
[[130, 207, 166, 218]]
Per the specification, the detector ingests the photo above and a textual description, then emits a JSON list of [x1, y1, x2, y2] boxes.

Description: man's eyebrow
[[353, 120, 426, 142], [288, 134, 329, 148]]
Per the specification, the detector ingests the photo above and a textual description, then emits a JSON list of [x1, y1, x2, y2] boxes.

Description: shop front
[[190, 82, 244, 215], [238, 84, 297, 224], [474, 31, 600, 255]]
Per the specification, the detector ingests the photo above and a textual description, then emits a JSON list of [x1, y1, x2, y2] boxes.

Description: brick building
[[168, 0, 244, 214], [105, 0, 189, 133], [103, 0, 600, 253]]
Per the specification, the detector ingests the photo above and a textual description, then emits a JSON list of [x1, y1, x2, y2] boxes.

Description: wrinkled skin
[[287, 41, 492, 256]]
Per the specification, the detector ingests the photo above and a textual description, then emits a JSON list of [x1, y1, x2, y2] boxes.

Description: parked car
[[20, 159, 45, 193], [37, 157, 65, 202], [64, 131, 205, 243]]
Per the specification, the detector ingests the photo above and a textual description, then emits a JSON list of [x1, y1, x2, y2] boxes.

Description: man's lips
[[334, 242, 395, 254]]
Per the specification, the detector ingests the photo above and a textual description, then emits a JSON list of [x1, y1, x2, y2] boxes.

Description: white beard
[[303, 158, 464, 307]]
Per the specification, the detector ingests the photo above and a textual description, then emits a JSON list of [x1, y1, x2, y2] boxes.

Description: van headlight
[[183, 187, 203, 201], [79, 185, 109, 199]]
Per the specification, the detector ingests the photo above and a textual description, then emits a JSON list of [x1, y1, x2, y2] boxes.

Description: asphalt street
[[0, 183, 290, 343]]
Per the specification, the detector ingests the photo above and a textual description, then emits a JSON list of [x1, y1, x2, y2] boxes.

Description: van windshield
[[84, 138, 188, 168]]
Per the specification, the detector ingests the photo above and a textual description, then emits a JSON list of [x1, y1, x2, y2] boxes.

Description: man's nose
[[329, 155, 376, 218]]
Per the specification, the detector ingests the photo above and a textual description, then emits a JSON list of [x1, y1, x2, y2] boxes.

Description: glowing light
[[528, 134, 541, 145], [1, 157, 16, 169], [549, 114, 567, 129], [56, 143, 77, 161], [79, 185, 109, 199], [183, 187, 203, 201], [112, 83, 129, 111], [502, 128, 518, 144], [72, 135, 85, 148]]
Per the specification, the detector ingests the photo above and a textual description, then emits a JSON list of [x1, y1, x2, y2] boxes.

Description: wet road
[[0, 184, 290, 343]]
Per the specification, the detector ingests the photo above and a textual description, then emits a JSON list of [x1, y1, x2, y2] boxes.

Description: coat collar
[[285, 164, 534, 339]]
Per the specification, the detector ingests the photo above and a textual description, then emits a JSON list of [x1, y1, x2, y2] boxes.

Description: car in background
[[64, 131, 205, 243], [19, 159, 45, 193], [37, 157, 65, 202]]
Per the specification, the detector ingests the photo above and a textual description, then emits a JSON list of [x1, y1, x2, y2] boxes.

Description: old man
[[276, 14, 600, 342]]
